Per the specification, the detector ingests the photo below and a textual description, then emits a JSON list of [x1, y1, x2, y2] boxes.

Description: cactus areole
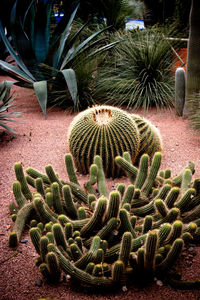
[[67, 106, 140, 178]]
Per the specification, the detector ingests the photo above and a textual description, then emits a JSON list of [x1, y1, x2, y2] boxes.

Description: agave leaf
[[0, 80, 16, 102], [0, 122, 17, 134], [52, 3, 79, 69], [61, 26, 112, 69], [87, 40, 122, 58], [59, 69, 77, 104], [0, 60, 34, 83], [0, 20, 35, 81], [33, 81, 48, 117], [32, 0, 54, 62], [22, 0, 35, 27]]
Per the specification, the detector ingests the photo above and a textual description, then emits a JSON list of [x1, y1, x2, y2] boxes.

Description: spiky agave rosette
[[8, 151, 200, 289]]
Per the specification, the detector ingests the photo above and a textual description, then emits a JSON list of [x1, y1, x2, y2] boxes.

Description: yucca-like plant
[[0, 0, 118, 115], [94, 30, 174, 110], [0, 81, 21, 133]]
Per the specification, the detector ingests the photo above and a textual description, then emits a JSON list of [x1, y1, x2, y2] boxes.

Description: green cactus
[[67, 105, 140, 178], [62, 185, 78, 219], [9, 202, 34, 247], [175, 67, 186, 116], [12, 181, 26, 208], [14, 162, 32, 200], [9, 151, 200, 289], [131, 114, 162, 159]]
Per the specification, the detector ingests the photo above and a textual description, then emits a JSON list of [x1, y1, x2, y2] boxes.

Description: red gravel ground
[[1, 76, 200, 300]]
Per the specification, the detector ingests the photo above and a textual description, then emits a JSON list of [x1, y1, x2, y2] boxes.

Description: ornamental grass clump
[[94, 30, 174, 110], [8, 151, 200, 289]]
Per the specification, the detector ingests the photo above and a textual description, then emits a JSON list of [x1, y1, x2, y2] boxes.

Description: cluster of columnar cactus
[[67, 106, 162, 178], [8, 152, 200, 289]]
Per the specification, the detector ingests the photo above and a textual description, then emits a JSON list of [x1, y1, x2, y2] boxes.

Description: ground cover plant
[[8, 149, 200, 290]]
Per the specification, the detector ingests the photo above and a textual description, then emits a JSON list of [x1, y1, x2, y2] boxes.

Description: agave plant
[[0, 0, 118, 115], [0, 81, 21, 133], [94, 29, 175, 110]]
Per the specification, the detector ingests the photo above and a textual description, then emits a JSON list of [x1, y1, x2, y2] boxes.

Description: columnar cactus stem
[[12, 181, 26, 208], [30, 227, 41, 255], [154, 199, 169, 217], [112, 260, 124, 283], [52, 223, 68, 251], [51, 182, 63, 214], [45, 165, 62, 188], [143, 215, 153, 234], [105, 191, 120, 222], [175, 188, 196, 213], [164, 221, 183, 245], [181, 169, 193, 195], [119, 232, 132, 267], [80, 197, 107, 237], [141, 152, 162, 196], [135, 154, 149, 189], [62, 185, 78, 219], [144, 231, 158, 272], [119, 209, 136, 238], [14, 162, 32, 200], [157, 238, 184, 271], [121, 185, 135, 206], [117, 183, 126, 197], [26, 167, 50, 184], [33, 197, 57, 223], [158, 223, 172, 247], [40, 236, 49, 262], [35, 178, 45, 198], [175, 67, 186, 116], [94, 155, 108, 197], [115, 156, 138, 182], [9, 202, 34, 247], [65, 153, 80, 185], [165, 187, 180, 208]]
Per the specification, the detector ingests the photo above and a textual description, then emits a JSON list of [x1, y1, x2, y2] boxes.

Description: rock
[[20, 239, 28, 244], [35, 278, 43, 287]]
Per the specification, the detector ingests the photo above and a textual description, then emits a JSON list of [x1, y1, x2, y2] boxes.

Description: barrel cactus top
[[131, 114, 162, 159], [67, 105, 140, 178]]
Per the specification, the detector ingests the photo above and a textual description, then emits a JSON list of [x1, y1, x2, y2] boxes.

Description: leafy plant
[[0, 81, 21, 133], [94, 29, 175, 110], [0, 0, 118, 115]]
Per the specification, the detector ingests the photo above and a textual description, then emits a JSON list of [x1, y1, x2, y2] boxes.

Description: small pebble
[[20, 239, 28, 244], [156, 280, 163, 287], [171, 148, 175, 152], [35, 278, 43, 287], [122, 285, 128, 292], [188, 247, 194, 252]]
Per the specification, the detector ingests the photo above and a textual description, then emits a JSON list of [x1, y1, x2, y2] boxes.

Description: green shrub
[[94, 29, 174, 110]]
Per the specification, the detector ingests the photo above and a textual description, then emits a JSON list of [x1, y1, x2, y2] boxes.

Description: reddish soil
[[1, 76, 200, 300]]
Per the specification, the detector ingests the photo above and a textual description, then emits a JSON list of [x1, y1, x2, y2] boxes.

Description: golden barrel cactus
[[67, 106, 140, 178], [131, 114, 162, 160]]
